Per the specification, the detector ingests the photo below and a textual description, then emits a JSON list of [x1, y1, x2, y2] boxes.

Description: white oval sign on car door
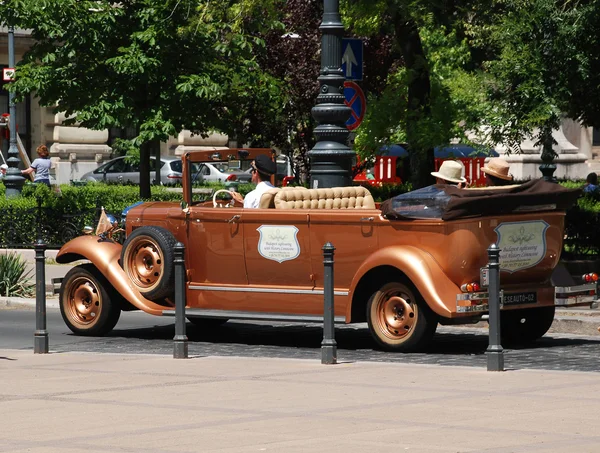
[[257, 225, 300, 263]]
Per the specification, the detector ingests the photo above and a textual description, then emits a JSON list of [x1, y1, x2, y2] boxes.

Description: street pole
[[4, 24, 25, 197], [308, 0, 354, 189], [486, 244, 504, 371], [321, 242, 337, 364]]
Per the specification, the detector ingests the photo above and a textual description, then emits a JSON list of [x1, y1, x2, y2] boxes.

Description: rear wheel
[[121, 226, 177, 300], [59, 264, 121, 336], [501, 306, 556, 344], [367, 281, 438, 352]]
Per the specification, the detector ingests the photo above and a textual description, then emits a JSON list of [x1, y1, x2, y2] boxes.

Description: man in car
[[231, 154, 276, 208]]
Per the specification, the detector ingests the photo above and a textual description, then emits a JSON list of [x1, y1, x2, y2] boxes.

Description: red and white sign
[[3, 68, 15, 82], [344, 81, 366, 131]]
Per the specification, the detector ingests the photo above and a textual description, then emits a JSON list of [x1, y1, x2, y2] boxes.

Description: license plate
[[503, 291, 537, 305]]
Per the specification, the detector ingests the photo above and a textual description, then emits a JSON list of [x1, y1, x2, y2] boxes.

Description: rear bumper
[[456, 283, 598, 313]]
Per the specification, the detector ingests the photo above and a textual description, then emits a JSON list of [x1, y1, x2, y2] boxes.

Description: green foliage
[[2, 0, 285, 194], [0, 252, 35, 297], [560, 180, 600, 258]]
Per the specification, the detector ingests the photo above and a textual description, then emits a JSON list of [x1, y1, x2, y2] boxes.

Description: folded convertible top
[[381, 179, 581, 221]]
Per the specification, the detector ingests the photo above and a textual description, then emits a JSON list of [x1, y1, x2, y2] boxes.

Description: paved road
[[3, 307, 600, 372]]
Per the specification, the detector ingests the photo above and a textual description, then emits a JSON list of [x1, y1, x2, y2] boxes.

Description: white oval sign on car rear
[[495, 220, 549, 273], [257, 225, 300, 263]]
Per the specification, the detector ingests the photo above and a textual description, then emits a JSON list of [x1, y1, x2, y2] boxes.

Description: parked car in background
[[192, 161, 253, 184], [80, 156, 185, 185]]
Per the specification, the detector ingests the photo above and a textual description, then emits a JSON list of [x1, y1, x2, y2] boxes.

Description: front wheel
[[367, 281, 438, 352], [501, 306, 556, 345], [59, 264, 121, 336]]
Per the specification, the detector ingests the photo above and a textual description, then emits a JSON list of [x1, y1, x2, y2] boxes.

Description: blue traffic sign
[[344, 81, 366, 131], [342, 38, 363, 81]]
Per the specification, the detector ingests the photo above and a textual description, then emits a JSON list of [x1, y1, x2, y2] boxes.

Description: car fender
[[347, 245, 460, 319], [56, 235, 167, 315]]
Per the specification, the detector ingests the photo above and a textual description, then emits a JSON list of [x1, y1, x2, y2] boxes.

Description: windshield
[[213, 163, 241, 174]]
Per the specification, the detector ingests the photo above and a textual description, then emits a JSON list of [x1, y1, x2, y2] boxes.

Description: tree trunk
[[154, 141, 162, 185], [394, 16, 435, 189], [139, 141, 151, 199]]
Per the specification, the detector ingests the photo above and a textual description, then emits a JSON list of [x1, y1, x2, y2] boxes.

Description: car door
[[104, 158, 130, 183], [308, 210, 380, 317], [185, 205, 248, 309], [242, 209, 316, 315]]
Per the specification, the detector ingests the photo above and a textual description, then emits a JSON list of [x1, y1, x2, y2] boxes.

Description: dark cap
[[254, 154, 276, 176]]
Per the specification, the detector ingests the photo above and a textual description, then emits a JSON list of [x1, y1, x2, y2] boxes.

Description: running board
[[162, 308, 346, 324]]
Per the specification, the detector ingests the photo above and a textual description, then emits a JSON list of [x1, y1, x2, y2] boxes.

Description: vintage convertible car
[[55, 150, 596, 352]]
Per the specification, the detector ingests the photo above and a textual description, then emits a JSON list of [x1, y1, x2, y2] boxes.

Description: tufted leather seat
[[258, 186, 308, 209], [273, 186, 375, 210]]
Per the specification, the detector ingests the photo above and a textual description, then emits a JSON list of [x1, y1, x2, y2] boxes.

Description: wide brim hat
[[481, 157, 513, 181], [253, 154, 277, 175], [430, 160, 467, 184]]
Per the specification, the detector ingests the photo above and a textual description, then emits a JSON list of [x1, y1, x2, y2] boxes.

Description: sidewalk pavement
[[1, 349, 599, 452]]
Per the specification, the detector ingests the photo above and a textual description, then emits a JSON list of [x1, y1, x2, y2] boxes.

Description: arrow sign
[[342, 45, 357, 78], [341, 38, 363, 81]]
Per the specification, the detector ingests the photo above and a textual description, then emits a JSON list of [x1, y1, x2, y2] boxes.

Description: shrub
[[0, 251, 35, 297]]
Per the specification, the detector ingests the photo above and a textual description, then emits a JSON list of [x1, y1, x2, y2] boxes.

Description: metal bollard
[[486, 244, 504, 371], [321, 242, 337, 365], [34, 239, 49, 354], [173, 242, 189, 359]]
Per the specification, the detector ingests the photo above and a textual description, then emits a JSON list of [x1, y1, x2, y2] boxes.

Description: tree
[[343, 0, 600, 187], [3, 0, 283, 197]]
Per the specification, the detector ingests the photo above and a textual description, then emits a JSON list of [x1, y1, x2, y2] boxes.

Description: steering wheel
[[213, 189, 236, 208]]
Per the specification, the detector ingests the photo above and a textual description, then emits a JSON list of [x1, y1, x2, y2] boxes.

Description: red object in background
[[353, 155, 488, 187]]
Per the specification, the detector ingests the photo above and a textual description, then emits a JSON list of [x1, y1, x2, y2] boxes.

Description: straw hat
[[481, 157, 512, 181], [430, 160, 467, 184]]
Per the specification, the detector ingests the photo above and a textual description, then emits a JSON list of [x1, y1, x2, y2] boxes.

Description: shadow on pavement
[[102, 321, 600, 356]]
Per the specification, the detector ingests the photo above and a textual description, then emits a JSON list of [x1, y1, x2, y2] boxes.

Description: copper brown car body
[[56, 150, 595, 351]]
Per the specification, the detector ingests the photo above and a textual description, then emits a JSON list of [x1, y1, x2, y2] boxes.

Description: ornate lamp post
[[4, 23, 25, 196], [538, 126, 557, 182], [308, 0, 354, 189]]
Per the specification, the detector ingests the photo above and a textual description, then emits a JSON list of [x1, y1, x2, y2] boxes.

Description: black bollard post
[[486, 244, 504, 371], [34, 239, 49, 354], [173, 242, 188, 359], [321, 242, 337, 365]]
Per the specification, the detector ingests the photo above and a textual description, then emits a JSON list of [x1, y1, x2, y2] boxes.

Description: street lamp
[[4, 23, 25, 196], [538, 125, 557, 182], [308, 0, 354, 189]]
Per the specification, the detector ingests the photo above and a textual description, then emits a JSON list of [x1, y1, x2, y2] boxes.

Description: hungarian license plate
[[503, 291, 537, 305]]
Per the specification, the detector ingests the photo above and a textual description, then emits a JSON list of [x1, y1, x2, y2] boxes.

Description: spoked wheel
[[121, 226, 177, 300], [367, 281, 438, 352], [501, 306, 556, 345], [59, 264, 121, 336]]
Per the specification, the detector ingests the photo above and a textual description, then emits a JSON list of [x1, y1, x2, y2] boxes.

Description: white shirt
[[244, 181, 275, 208]]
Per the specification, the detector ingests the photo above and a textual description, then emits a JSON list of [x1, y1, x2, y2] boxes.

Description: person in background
[[0, 163, 7, 179], [481, 157, 514, 186], [430, 160, 468, 188], [22, 145, 52, 187], [231, 154, 276, 208], [583, 172, 598, 194]]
